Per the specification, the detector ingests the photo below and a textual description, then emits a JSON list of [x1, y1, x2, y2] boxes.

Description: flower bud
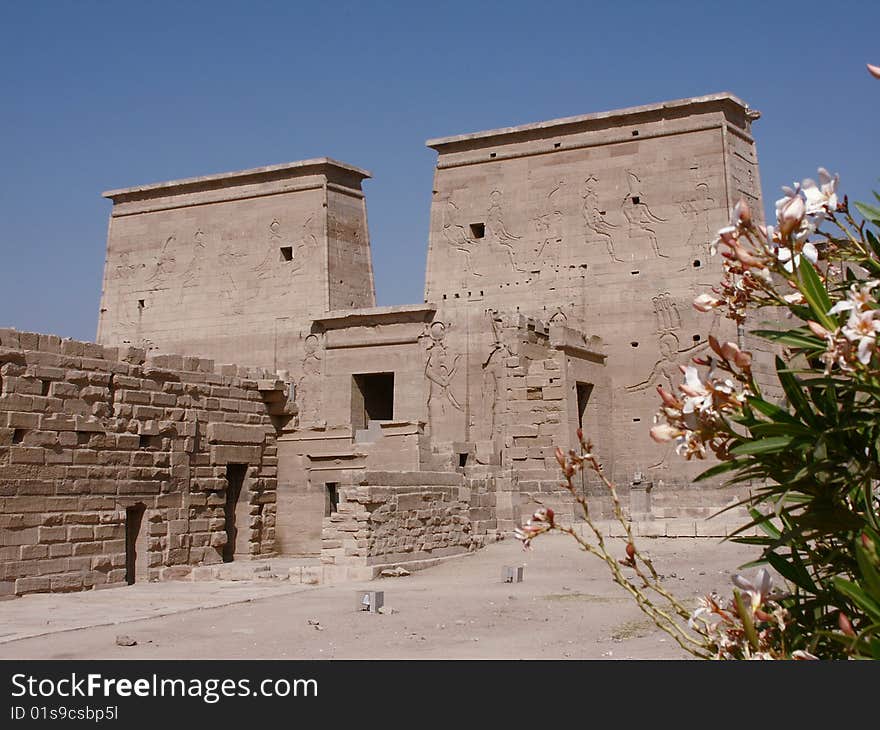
[[733, 198, 752, 227], [838, 611, 855, 637], [650, 424, 681, 443], [626, 542, 636, 559], [555, 447, 566, 469], [868, 63, 880, 79], [777, 194, 806, 237], [721, 341, 742, 362], [656, 385, 679, 407], [733, 350, 752, 370], [733, 242, 764, 268], [808, 320, 831, 338], [693, 293, 722, 312]]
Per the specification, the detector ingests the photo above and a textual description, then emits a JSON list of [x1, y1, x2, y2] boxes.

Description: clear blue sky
[[2, 0, 878, 342]]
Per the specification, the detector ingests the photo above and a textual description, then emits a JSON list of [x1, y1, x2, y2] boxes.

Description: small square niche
[[280, 246, 293, 262], [469, 223, 485, 239]]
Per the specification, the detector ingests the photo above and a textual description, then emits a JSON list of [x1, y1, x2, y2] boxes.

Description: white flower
[[842, 308, 880, 364], [679, 365, 712, 423], [828, 280, 879, 317], [775, 184, 806, 237], [802, 168, 839, 215], [776, 241, 817, 274], [733, 568, 773, 613]]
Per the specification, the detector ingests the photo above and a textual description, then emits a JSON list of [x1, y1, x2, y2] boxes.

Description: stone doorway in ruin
[[125, 503, 149, 585], [223, 464, 251, 562]]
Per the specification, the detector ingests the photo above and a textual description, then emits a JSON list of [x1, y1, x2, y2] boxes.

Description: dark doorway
[[324, 482, 339, 517], [351, 372, 395, 430], [223, 463, 248, 563], [576, 382, 593, 429], [125, 504, 147, 585]]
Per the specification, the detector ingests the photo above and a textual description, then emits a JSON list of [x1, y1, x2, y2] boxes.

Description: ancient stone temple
[[1, 93, 765, 596]]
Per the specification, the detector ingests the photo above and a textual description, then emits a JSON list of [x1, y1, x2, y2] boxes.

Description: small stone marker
[[115, 635, 137, 647], [356, 590, 384, 613], [502, 566, 524, 583]]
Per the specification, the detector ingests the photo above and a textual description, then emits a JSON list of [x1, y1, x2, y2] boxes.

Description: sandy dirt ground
[[0, 534, 762, 660]]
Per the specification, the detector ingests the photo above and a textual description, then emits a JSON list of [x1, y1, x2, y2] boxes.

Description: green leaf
[[729, 436, 797, 456], [776, 356, 818, 427], [749, 506, 782, 539], [797, 258, 835, 330], [693, 459, 741, 482], [856, 540, 880, 602], [866, 229, 880, 261], [746, 395, 802, 425], [833, 577, 880, 622], [856, 201, 880, 225], [750, 422, 814, 439], [751, 329, 825, 351], [765, 551, 817, 594]]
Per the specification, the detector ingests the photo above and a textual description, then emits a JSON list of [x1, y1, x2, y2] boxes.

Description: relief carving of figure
[[145, 235, 177, 284], [441, 195, 482, 277], [296, 334, 324, 427], [626, 294, 707, 393], [177, 228, 206, 303], [485, 189, 526, 273], [582, 175, 622, 262], [112, 252, 137, 280], [531, 179, 565, 269], [621, 170, 668, 258], [481, 310, 511, 439], [423, 321, 463, 428]]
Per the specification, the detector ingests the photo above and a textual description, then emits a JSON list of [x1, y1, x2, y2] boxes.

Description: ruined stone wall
[[321, 471, 473, 569], [0, 328, 283, 597]]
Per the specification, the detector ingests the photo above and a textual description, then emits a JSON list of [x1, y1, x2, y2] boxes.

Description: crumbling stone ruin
[[1, 93, 767, 596]]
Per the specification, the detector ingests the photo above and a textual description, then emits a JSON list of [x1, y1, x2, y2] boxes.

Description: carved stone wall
[[424, 94, 764, 485], [97, 159, 375, 373]]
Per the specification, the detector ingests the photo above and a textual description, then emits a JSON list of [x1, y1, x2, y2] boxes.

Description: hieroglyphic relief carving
[[296, 333, 324, 427], [480, 310, 512, 439], [680, 168, 716, 254], [626, 293, 705, 393], [621, 170, 668, 258], [485, 189, 526, 273], [177, 228, 206, 303], [421, 321, 463, 428], [582, 175, 622, 262], [531, 179, 565, 269], [441, 194, 481, 277], [112, 252, 138, 280], [291, 215, 319, 276], [145, 235, 177, 284]]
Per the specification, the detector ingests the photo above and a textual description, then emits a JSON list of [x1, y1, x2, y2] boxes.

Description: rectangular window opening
[[351, 372, 395, 430], [469, 223, 485, 239], [632, 196, 640, 205], [280, 246, 293, 262], [12, 428, 27, 444], [458, 453, 469, 468], [137, 299, 145, 310]]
